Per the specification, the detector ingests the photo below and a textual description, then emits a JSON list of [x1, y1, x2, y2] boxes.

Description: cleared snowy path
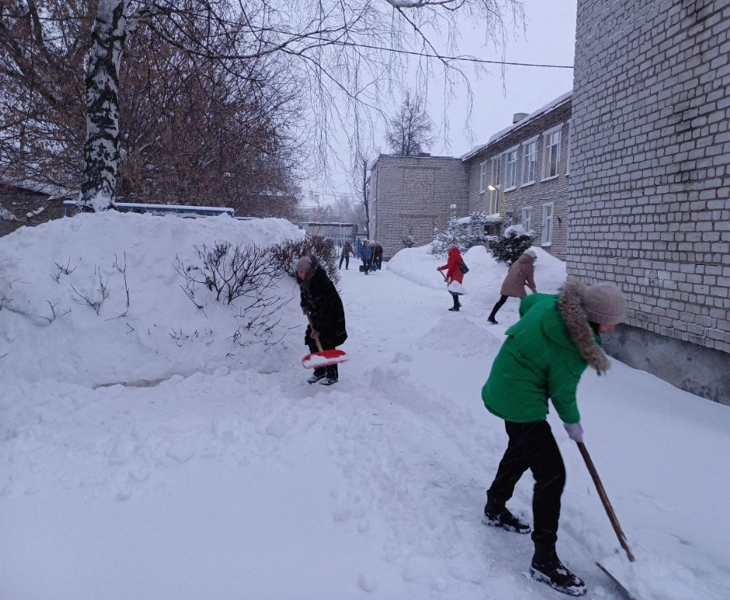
[[2, 262, 730, 600]]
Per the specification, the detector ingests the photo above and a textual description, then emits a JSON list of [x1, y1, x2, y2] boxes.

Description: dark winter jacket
[[341, 242, 353, 258], [374, 244, 383, 258], [439, 247, 465, 284], [299, 265, 348, 348], [482, 282, 611, 424], [360, 244, 373, 260]]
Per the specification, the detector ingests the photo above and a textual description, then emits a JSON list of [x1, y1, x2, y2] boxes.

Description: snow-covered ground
[[1, 217, 729, 600]]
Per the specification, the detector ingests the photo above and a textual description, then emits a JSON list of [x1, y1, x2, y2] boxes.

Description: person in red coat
[[436, 245, 467, 311]]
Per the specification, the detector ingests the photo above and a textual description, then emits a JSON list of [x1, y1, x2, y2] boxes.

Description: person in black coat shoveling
[[296, 255, 348, 386]]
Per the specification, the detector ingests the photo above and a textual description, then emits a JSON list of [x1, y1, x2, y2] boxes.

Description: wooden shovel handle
[[307, 313, 324, 353], [577, 441, 635, 563]]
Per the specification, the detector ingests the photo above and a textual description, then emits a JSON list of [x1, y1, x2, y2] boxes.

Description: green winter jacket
[[482, 283, 610, 424]]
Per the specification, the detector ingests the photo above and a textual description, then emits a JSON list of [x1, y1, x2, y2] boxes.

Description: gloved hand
[[301, 307, 309, 315], [563, 422, 584, 443], [310, 329, 320, 339]]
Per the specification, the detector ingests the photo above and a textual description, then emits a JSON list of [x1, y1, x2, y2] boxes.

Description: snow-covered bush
[[401, 233, 418, 248], [488, 222, 534, 265], [431, 212, 498, 256]]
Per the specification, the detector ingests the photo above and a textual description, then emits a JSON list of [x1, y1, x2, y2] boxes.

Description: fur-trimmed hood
[[558, 282, 611, 374]]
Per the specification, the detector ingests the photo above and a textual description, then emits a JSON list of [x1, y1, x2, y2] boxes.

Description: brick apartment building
[[569, 0, 730, 404], [462, 92, 572, 259]]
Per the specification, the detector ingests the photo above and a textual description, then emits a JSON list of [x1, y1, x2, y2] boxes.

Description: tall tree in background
[[386, 91, 436, 156], [0, 0, 525, 211]]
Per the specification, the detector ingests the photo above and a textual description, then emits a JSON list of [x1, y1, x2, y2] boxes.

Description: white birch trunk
[[78, 0, 129, 211]]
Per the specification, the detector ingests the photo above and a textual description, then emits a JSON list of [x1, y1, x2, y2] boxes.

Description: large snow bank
[[0, 212, 305, 387], [387, 244, 566, 307]]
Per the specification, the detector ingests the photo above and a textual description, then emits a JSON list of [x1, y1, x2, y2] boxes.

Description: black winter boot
[[482, 504, 531, 534], [530, 543, 586, 596]]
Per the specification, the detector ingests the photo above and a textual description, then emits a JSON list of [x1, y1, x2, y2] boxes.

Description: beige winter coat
[[500, 253, 537, 298]]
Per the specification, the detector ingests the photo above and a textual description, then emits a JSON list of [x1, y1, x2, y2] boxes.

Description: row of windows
[[521, 203, 554, 247], [478, 122, 570, 214]]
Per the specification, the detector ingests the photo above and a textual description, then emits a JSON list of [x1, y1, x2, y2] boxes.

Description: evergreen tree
[[489, 223, 534, 265]]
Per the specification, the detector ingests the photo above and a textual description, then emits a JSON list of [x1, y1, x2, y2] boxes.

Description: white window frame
[[479, 161, 487, 194], [490, 154, 504, 215], [504, 146, 518, 191], [521, 136, 538, 186], [541, 124, 563, 181], [522, 206, 532, 234], [541, 203, 554, 246]]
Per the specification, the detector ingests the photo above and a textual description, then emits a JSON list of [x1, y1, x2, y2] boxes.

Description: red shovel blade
[[302, 349, 348, 369]]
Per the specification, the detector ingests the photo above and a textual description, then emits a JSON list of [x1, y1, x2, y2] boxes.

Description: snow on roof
[[461, 91, 572, 162]]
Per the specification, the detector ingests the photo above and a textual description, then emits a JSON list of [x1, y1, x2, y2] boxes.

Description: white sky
[[305, 0, 577, 203]]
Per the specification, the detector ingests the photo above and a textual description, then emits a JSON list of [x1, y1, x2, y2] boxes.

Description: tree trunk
[[362, 159, 371, 240], [79, 0, 129, 211]]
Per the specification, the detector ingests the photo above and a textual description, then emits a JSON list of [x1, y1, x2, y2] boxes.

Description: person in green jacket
[[481, 280, 627, 597]]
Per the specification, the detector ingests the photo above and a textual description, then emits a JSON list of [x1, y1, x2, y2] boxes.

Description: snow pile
[[0, 211, 305, 387], [2, 216, 730, 600]]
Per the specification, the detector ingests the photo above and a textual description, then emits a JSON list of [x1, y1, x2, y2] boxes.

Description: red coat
[[440, 247, 464, 284]]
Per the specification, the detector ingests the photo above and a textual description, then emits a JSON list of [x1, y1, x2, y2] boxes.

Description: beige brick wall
[[371, 156, 469, 258], [570, 0, 730, 357]]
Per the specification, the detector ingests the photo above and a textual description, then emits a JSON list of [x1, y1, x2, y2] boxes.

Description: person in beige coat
[[488, 250, 537, 324]]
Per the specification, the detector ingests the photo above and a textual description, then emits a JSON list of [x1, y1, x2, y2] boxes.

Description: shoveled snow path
[[2, 265, 730, 600]]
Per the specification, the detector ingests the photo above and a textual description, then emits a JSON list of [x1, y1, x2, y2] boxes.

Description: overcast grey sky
[[305, 0, 577, 204]]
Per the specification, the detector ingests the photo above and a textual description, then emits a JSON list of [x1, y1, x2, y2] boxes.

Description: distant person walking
[[488, 250, 537, 324], [339, 240, 353, 270], [360, 240, 373, 275], [374, 243, 384, 270], [436, 244, 467, 311]]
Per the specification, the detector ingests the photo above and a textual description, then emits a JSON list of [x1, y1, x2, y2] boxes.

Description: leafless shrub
[[41, 301, 71, 324], [71, 267, 110, 315], [169, 327, 215, 347], [174, 243, 282, 305], [114, 253, 130, 316], [51, 259, 76, 284], [269, 236, 339, 285]]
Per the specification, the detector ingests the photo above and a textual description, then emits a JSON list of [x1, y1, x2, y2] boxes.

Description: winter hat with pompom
[[583, 282, 627, 325]]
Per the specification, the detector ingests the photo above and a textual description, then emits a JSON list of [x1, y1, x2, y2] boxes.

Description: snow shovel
[[301, 315, 348, 369], [577, 441, 639, 600]]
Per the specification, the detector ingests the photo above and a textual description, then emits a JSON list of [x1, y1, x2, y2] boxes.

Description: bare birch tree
[[386, 90, 436, 156]]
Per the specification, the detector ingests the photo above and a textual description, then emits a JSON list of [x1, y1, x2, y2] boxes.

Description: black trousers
[[362, 258, 372, 274], [487, 420, 566, 545], [489, 295, 509, 319], [374, 255, 382, 269], [449, 291, 461, 308], [339, 254, 349, 269], [308, 339, 338, 379]]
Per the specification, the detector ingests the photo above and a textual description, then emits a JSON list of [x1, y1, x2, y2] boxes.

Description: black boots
[[530, 543, 586, 596], [482, 504, 531, 534]]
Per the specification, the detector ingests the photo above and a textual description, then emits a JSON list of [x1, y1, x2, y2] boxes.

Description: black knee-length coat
[[299, 266, 347, 348]]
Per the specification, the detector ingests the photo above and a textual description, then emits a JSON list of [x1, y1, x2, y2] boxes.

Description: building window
[[505, 147, 518, 190], [522, 137, 537, 185], [542, 203, 554, 246], [479, 161, 487, 193], [522, 206, 532, 234], [490, 155, 504, 214], [542, 125, 562, 180]]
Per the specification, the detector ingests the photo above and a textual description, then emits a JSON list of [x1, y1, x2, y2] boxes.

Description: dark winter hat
[[295, 256, 314, 273], [583, 282, 627, 325]]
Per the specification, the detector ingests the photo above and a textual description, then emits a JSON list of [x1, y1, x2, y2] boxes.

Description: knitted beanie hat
[[295, 256, 313, 273], [583, 282, 627, 325], [525, 249, 537, 260]]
